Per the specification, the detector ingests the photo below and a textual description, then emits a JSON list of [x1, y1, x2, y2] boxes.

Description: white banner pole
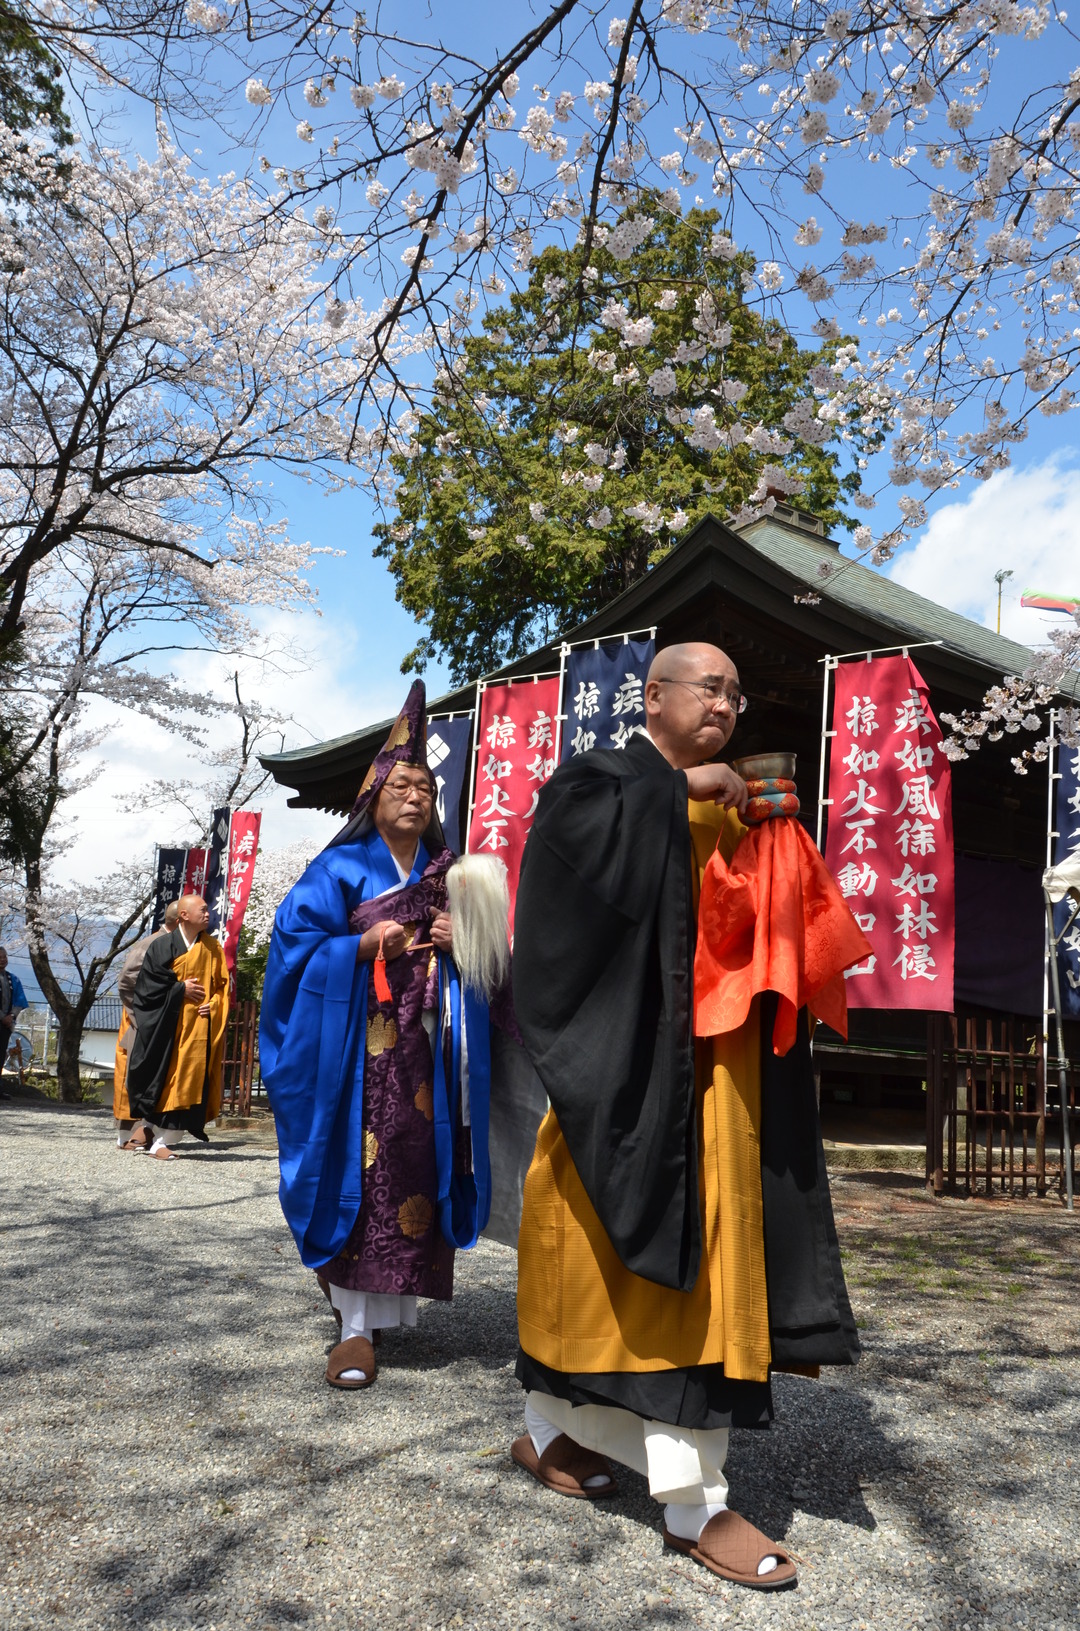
[[816, 655, 837, 853], [553, 642, 570, 764], [463, 677, 485, 854]]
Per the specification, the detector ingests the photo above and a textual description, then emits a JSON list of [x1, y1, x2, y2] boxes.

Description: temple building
[[261, 509, 1078, 1198]]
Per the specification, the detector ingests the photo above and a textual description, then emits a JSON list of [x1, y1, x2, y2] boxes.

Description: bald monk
[[114, 900, 180, 1151], [510, 643, 858, 1592], [126, 895, 230, 1160]]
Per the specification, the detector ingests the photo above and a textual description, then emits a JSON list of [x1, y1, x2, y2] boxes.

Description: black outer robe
[[513, 732, 700, 1293], [513, 732, 859, 1429], [126, 929, 213, 1136]]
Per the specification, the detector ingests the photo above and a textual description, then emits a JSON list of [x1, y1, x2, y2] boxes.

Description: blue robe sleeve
[[260, 857, 371, 1268]]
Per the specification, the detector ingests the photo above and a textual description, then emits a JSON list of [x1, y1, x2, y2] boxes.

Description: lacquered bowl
[[745, 792, 801, 824], [732, 752, 797, 782]]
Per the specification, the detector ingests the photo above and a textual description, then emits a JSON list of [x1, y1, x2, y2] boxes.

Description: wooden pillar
[[926, 1013, 944, 1196]]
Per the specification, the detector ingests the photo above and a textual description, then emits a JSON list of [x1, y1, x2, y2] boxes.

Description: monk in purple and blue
[[261, 681, 503, 1390]]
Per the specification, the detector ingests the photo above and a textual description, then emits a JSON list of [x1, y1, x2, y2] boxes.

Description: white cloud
[[888, 457, 1080, 647], [51, 604, 448, 887]]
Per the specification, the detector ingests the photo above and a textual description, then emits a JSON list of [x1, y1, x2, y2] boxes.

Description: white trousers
[[526, 1390, 729, 1507], [328, 1285, 418, 1339]]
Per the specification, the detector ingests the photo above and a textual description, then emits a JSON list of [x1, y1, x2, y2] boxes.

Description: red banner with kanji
[[824, 656, 954, 1010], [467, 676, 562, 933], [182, 848, 209, 895], [221, 810, 261, 998]]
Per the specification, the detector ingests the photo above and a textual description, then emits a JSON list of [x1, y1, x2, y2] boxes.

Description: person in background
[[0, 946, 30, 1091], [126, 895, 229, 1160], [113, 901, 180, 1151]]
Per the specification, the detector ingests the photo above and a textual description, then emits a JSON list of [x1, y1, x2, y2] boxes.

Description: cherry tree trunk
[[54, 1014, 87, 1104]]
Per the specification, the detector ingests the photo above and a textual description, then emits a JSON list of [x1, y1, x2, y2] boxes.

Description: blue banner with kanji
[[1054, 739, 1080, 1019], [560, 636, 655, 761], [427, 716, 472, 854], [205, 806, 231, 935], [151, 847, 188, 930]]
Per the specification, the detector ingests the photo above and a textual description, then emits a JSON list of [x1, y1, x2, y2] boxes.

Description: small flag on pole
[[1020, 589, 1080, 615]]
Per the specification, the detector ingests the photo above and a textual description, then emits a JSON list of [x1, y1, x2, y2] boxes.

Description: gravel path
[[2, 1099, 1078, 1631]]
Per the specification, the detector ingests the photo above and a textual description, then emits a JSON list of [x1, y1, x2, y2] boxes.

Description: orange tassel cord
[[372, 922, 435, 1005]]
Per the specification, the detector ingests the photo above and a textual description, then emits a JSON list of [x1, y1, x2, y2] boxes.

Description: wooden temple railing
[[926, 1014, 1079, 1200], [220, 999, 263, 1118]]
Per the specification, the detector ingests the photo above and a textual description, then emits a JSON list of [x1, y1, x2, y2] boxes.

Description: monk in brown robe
[[114, 900, 179, 1149], [126, 895, 229, 1160]]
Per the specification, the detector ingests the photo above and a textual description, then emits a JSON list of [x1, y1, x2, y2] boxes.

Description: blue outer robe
[[260, 830, 490, 1269]]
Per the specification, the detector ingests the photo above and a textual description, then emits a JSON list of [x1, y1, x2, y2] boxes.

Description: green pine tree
[[375, 203, 878, 683]]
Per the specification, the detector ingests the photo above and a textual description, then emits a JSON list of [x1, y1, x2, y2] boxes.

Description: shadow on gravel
[[4, 1117, 1078, 1630], [832, 1169, 929, 1192]]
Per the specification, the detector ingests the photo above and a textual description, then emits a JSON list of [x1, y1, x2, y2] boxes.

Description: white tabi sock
[[331, 1291, 373, 1383], [524, 1396, 610, 1489], [148, 1126, 184, 1153], [664, 1500, 779, 1575]]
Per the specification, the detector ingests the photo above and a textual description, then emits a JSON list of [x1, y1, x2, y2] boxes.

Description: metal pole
[[1042, 712, 1056, 1189], [463, 677, 485, 854], [816, 655, 836, 852], [553, 641, 570, 765], [1045, 895, 1076, 1212]]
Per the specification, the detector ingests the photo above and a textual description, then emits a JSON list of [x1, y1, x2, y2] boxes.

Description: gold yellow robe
[[517, 800, 772, 1384], [155, 934, 229, 1121], [113, 1010, 133, 1119]]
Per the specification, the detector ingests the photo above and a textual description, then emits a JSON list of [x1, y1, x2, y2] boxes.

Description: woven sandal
[[511, 1433, 617, 1499], [325, 1336, 377, 1390], [663, 1509, 797, 1591]]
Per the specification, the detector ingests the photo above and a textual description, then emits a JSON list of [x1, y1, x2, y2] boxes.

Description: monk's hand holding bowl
[[430, 911, 453, 952], [357, 920, 407, 963], [684, 762, 748, 817], [182, 977, 206, 1004]]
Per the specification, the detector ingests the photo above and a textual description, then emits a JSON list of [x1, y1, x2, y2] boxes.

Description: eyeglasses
[[655, 678, 748, 714], [382, 779, 434, 804]]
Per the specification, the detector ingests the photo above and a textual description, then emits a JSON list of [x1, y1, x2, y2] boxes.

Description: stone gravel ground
[[1, 1098, 1078, 1631]]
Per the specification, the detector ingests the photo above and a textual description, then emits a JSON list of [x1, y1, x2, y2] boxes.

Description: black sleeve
[[513, 741, 700, 1292], [126, 933, 186, 1117]]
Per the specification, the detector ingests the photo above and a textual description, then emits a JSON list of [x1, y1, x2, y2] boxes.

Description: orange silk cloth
[[694, 815, 872, 1057]]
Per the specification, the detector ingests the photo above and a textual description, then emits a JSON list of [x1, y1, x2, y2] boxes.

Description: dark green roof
[[736, 514, 1036, 680]]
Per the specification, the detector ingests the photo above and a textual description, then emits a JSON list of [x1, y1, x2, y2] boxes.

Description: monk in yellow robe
[[126, 895, 229, 1160], [113, 901, 179, 1149], [511, 644, 860, 1594]]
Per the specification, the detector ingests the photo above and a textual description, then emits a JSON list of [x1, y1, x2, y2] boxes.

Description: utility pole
[[994, 568, 1013, 634]]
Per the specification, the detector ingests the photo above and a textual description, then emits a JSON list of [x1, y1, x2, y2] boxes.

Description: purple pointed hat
[[348, 678, 432, 821]]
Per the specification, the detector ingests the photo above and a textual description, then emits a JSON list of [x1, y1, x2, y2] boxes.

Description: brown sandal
[[511, 1433, 617, 1499], [325, 1336, 377, 1390], [663, 1509, 797, 1591]]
